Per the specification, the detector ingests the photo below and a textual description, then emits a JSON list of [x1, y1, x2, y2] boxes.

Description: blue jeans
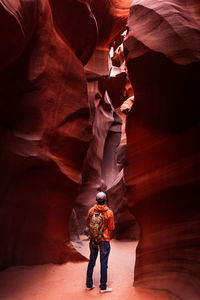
[[86, 241, 111, 290]]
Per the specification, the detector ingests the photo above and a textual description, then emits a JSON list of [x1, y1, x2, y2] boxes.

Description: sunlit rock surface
[[124, 0, 200, 298], [74, 47, 138, 240], [125, 0, 200, 65], [0, 0, 92, 268], [90, 0, 129, 47]]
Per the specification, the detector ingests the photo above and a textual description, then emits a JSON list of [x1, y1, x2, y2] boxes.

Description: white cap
[[96, 192, 107, 202]]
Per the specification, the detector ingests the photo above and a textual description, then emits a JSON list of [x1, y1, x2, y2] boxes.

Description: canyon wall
[[124, 1, 200, 299], [0, 0, 132, 269], [0, 0, 97, 268]]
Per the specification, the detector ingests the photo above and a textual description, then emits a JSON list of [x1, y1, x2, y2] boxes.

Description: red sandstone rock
[[2, 6, 199, 300], [90, 0, 128, 47], [49, 0, 98, 65], [75, 46, 138, 240], [0, 0, 132, 267], [0, 0, 40, 70], [0, 0, 90, 268], [125, 0, 200, 65], [74, 76, 115, 232], [124, 1, 200, 298]]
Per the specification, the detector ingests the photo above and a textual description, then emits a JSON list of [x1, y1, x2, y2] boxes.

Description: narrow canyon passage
[[0, 1, 199, 300], [0, 237, 168, 300]]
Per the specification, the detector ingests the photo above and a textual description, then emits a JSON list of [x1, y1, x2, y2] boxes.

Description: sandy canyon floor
[[0, 237, 168, 300]]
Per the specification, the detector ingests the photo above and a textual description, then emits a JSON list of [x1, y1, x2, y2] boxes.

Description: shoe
[[86, 285, 95, 291], [99, 287, 112, 293]]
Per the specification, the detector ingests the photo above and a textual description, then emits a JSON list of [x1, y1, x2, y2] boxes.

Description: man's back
[[87, 204, 115, 242]]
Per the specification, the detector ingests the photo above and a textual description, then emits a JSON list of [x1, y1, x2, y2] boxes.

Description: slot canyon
[[0, 0, 199, 299]]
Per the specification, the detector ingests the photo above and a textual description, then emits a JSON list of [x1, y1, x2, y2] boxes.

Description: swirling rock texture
[[90, 0, 129, 47], [74, 85, 116, 232], [73, 36, 139, 240], [124, 0, 200, 299], [0, 0, 98, 269], [0, 0, 134, 269], [49, 0, 98, 65]]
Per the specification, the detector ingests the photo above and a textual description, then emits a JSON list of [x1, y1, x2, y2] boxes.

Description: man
[[86, 192, 115, 293]]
